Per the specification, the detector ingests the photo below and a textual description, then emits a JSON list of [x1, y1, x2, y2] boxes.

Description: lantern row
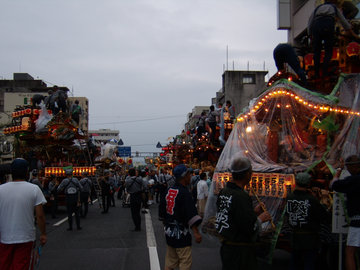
[[3, 125, 30, 134], [44, 167, 96, 177], [216, 172, 295, 199], [236, 89, 360, 122], [12, 109, 52, 118]]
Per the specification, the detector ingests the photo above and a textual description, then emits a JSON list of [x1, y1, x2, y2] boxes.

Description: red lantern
[[346, 42, 360, 57]]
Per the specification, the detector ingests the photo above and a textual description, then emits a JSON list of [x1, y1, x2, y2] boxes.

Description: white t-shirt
[[197, 180, 209, 200], [0, 181, 47, 244]]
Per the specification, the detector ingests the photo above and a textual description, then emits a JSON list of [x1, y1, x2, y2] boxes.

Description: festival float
[[3, 101, 97, 204], [202, 34, 360, 265]]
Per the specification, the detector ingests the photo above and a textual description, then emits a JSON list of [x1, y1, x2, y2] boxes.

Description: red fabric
[[266, 130, 278, 163], [0, 242, 34, 270]]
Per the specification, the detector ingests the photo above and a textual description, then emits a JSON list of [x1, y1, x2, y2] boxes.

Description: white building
[[88, 129, 120, 143]]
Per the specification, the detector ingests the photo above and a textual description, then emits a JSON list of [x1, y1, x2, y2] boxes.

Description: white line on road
[[145, 211, 161, 270], [53, 199, 98, 227], [53, 216, 70, 226]]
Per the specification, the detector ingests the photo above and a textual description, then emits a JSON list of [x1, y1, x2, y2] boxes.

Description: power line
[[91, 115, 185, 125]]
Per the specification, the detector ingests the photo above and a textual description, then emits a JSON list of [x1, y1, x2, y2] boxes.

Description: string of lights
[[237, 88, 360, 122]]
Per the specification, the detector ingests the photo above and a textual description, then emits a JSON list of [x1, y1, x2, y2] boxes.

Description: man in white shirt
[[0, 158, 47, 270], [197, 172, 209, 217]]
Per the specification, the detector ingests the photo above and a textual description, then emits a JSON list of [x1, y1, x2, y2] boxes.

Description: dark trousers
[[220, 243, 257, 270], [130, 193, 142, 230], [102, 193, 111, 213], [142, 191, 149, 209], [117, 186, 124, 199], [312, 17, 335, 77], [273, 43, 307, 83], [80, 192, 89, 217], [50, 194, 58, 218], [110, 191, 115, 206], [66, 194, 80, 229], [158, 185, 167, 219], [208, 121, 217, 143]]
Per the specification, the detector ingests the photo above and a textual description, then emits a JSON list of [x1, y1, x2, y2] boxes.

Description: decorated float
[[202, 70, 360, 264], [3, 101, 98, 204]]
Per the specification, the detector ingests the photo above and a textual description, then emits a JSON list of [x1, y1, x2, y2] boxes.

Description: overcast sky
[[0, 0, 287, 153]]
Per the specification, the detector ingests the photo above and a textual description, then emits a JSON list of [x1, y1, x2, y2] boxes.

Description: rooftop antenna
[[226, 45, 229, 71]]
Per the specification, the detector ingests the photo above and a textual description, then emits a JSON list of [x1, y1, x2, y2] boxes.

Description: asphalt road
[[38, 198, 291, 270]]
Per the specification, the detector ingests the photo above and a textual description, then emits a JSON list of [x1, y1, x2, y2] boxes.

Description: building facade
[[216, 70, 268, 116], [88, 129, 120, 143]]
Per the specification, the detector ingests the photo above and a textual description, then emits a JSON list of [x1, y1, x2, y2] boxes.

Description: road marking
[[145, 211, 161, 270], [53, 199, 99, 226], [53, 215, 71, 226]]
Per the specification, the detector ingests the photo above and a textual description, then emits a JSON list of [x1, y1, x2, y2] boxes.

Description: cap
[[11, 158, 29, 173], [295, 172, 311, 187], [173, 164, 190, 179]]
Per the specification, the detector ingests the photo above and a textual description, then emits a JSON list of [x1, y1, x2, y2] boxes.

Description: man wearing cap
[[80, 171, 92, 218], [125, 168, 145, 231], [0, 158, 47, 270], [100, 169, 112, 214], [215, 156, 271, 270], [330, 155, 360, 270], [57, 169, 83, 231], [286, 172, 330, 270], [161, 164, 202, 270]]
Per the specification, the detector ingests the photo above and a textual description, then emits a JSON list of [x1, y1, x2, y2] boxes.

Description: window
[[243, 74, 255, 84]]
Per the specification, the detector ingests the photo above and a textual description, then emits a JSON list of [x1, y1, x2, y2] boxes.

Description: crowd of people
[[190, 100, 235, 147], [1, 153, 360, 269]]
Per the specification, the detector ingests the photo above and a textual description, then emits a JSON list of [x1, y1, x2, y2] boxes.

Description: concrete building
[[277, 0, 320, 47], [88, 129, 120, 143], [215, 70, 268, 116], [68, 97, 89, 133], [277, 0, 360, 46]]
